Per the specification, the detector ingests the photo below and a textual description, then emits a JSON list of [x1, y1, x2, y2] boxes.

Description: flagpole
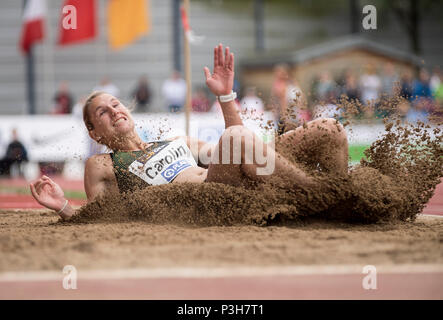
[[173, 0, 182, 73], [43, 4, 54, 115], [183, 0, 191, 136], [25, 46, 36, 115], [23, 0, 36, 115]]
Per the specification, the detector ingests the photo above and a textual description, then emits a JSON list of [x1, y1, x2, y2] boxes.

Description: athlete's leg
[[277, 118, 348, 175], [205, 125, 317, 189]]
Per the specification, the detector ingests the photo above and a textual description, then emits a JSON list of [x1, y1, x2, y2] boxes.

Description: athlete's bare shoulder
[[85, 153, 114, 178], [84, 153, 117, 201]]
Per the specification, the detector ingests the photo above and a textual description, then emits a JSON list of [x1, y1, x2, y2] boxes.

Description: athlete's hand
[[30, 175, 66, 211], [204, 43, 234, 97]]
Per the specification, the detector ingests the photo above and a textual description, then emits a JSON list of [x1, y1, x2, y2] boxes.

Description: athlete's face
[[88, 93, 134, 145]]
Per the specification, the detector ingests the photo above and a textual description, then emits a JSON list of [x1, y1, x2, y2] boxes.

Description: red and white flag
[[58, 0, 96, 46], [19, 0, 46, 53], [180, 5, 204, 44]]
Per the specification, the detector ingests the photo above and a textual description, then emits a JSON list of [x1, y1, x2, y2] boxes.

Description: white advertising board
[[0, 112, 433, 162]]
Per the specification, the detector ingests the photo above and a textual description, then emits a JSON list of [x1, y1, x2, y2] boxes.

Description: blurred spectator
[[412, 69, 436, 120], [240, 87, 264, 116], [270, 64, 290, 133], [381, 63, 399, 97], [413, 69, 432, 99], [396, 100, 411, 122], [94, 76, 120, 98], [340, 71, 364, 118], [316, 71, 335, 101], [400, 70, 414, 101], [191, 88, 210, 113], [336, 69, 348, 94], [287, 78, 309, 126], [313, 90, 340, 120], [132, 75, 152, 113], [53, 81, 74, 114], [359, 63, 381, 105], [343, 71, 360, 101], [0, 128, 28, 177], [406, 100, 429, 123], [270, 64, 307, 133], [162, 71, 187, 113], [309, 75, 320, 102]]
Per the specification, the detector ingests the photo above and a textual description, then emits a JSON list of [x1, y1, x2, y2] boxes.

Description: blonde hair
[[82, 91, 105, 131]]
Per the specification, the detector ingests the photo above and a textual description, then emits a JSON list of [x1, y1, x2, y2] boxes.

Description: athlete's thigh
[[206, 127, 253, 186], [205, 131, 249, 187]]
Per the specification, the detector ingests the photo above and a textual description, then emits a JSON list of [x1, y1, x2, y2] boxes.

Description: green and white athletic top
[[110, 139, 197, 193]]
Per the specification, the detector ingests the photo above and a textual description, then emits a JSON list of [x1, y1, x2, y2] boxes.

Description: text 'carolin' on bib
[[128, 139, 197, 186]]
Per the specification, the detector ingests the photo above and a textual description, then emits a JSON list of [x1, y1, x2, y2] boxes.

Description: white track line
[[420, 214, 443, 218], [1, 264, 442, 282]]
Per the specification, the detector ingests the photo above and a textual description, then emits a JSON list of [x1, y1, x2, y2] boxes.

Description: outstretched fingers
[[214, 46, 218, 69], [218, 43, 224, 67], [225, 46, 230, 68], [204, 67, 211, 81], [213, 43, 234, 69]]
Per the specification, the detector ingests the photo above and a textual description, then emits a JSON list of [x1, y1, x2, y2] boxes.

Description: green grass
[[0, 185, 86, 199], [348, 144, 370, 164]]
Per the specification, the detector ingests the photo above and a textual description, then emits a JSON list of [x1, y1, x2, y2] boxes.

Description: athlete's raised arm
[[204, 44, 243, 128]]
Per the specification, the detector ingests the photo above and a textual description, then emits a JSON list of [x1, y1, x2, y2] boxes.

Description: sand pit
[[1, 97, 441, 299], [1, 209, 441, 272]]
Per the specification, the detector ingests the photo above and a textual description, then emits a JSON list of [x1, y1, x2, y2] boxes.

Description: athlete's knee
[[322, 118, 347, 145], [311, 118, 344, 134]]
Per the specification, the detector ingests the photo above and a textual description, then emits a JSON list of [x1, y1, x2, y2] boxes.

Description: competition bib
[[128, 139, 197, 186]]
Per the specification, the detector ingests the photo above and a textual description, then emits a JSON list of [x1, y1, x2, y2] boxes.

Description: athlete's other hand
[[30, 175, 66, 211], [204, 43, 234, 97]]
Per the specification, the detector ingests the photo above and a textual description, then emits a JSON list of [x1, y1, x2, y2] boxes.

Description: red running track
[[0, 177, 86, 209], [0, 271, 442, 299]]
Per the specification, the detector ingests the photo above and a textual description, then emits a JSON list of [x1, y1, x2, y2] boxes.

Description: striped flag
[[19, 0, 46, 53]]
